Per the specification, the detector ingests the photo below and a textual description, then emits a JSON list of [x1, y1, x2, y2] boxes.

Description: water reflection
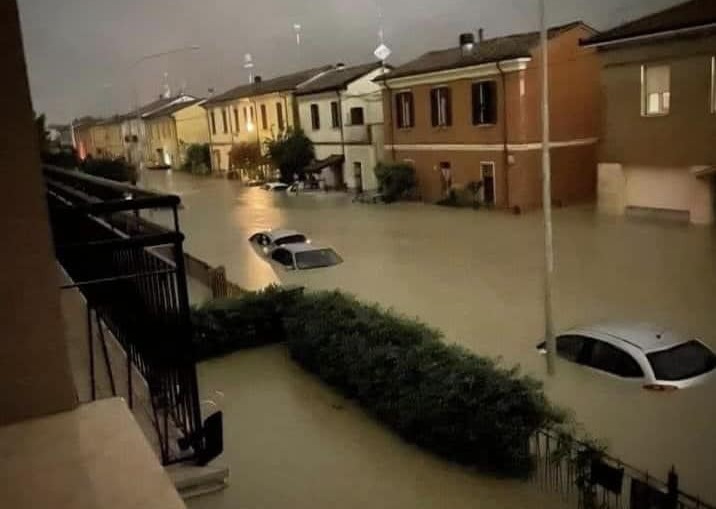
[[141, 170, 716, 501]]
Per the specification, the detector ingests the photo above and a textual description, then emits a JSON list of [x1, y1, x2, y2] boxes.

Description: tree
[[229, 142, 265, 181], [181, 143, 211, 175], [34, 113, 50, 153], [264, 127, 315, 183], [81, 157, 138, 184], [374, 162, 417, 203]]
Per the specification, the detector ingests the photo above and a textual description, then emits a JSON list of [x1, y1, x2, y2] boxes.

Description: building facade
[[295, 62, 388, 191], [144, 99, 205, 167], [583, 0, 716, 224], [379, 23, 600, 210], [202, 66, 333, 173]]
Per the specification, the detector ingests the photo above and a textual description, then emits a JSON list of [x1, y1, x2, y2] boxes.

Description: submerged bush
[[192, 287, 563, 476], [374, 162, 416, 203]]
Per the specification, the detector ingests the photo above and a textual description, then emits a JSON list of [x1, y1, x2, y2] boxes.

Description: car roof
[[276, 243, 333, 253], [568, 321, 691, 353], [262, 229, 304, 240]]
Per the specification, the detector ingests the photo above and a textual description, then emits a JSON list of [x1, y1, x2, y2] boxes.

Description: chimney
[[253, 75, 262, 83], [478, 28, 484, 42], [459, 33, 475, 56], [335, 62, 346, 70]]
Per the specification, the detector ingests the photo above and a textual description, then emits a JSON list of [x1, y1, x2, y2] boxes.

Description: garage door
[[624, 167, 691, 220]]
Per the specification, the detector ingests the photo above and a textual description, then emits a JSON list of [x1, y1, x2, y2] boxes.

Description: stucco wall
[[598, 35, 716, 167]]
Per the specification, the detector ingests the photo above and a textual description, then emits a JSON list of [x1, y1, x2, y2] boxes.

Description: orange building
[[378, 22, 601, 211]]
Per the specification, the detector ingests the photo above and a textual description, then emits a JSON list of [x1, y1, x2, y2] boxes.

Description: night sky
[[18, 0, 683, 123]]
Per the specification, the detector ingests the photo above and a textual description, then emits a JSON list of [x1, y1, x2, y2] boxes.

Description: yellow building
[[145, 98, 207, 168], [202, 65, 333, 171], [73, 116, 124, 160]]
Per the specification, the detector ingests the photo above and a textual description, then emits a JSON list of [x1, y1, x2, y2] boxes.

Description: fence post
[[667, 467, 679, 509]]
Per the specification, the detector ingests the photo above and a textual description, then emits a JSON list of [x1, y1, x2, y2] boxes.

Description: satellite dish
[[244, 53, 254, 69], [374, 43, 391, 62]]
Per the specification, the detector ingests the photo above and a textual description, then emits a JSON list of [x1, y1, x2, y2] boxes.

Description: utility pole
[[540, 0, 556, 375]]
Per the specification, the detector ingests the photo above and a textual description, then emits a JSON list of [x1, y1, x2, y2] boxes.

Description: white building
[[295, 62, 390, 191]]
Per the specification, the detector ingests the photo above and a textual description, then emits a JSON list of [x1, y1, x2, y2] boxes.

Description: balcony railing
[[43, 166, 222, 466]]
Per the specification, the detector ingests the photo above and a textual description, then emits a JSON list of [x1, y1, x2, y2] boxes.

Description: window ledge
[[0, 398, 186, 509]]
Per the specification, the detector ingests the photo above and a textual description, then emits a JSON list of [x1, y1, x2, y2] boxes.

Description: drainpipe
[[205, 105, 214, 171], [283, 94, 290, 130], [383, 80, 396, 161], [497, 61, 510, 208]]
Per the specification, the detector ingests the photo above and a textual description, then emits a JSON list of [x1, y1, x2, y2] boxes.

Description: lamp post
[[539, 0, 557, 375], [131, 45, 200, 169]]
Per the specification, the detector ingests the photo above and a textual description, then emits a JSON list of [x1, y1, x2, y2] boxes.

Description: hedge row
[[191, 286, 563, 476]]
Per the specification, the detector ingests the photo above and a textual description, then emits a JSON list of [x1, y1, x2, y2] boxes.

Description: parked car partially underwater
[[269, 243, 343, 271], [262, 182, 289, 192], [249, 229, 310, 253], [537, 322, 716, 390]]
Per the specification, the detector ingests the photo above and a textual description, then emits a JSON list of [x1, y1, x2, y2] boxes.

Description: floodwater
[[140, 170, 716, 503]]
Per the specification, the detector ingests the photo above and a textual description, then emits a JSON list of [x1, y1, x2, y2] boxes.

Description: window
[[295, 249, 343, 270], [276, 102, 285, 130], [472, 81, 497, 125], [330, 101, 340, 128], [210, 110, 217, 134], [556, 335, 590, 363], [642, 64, 670, 116], [430, 87, 451, 127], [233, 107, 240, 133], [243, 106, 248, 125], [271, 249, 294, 268], [585, 341, 643, 378], [711, 56, 715, 113], [647, 341, 716, 381], [260, 104, 268, 130], [250, 106, 255, 122], [221, 108, 228, 133], [275, 234, 307, 246], [349, 107, 365, 126], [395, 92, 414, 128], [310, 104, 320, 130]]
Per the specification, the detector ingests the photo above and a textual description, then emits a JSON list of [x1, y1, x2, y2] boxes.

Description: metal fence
[[44, 166, 222, 466], [530, 428, 714, 509]]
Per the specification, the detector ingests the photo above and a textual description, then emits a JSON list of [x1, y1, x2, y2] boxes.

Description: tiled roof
[[204, 65, 334, 106], [143, 99, 205, 120], [380, 21, 587, 81], [294, 62, 387, 96], [583, 0, 716, 46]]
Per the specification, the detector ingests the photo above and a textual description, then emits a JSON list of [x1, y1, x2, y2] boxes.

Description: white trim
[[583, 23, 716, 48], [480, 161, 496, 205], [385, 137, 598, 153], [384, 58, 530, 88]]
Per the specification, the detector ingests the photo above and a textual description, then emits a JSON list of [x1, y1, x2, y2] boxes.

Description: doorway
[[480, 162, 495, 206], [353, 162, 363, 193]]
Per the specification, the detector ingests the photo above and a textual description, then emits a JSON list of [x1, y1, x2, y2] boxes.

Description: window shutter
[[486, 82, 497, 124], [395, 94, 404, 128], [430, 89, 439, 127], [471, 84, 480, 125], [444, 88, 452, 126], [408, 93, 414, 127]]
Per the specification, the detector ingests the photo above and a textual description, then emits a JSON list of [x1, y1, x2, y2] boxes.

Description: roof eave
[[581, 21, 716, 47], [380, 56, 531, 87]]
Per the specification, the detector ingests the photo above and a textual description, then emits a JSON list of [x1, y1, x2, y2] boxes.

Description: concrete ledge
[[0, 398, 186, 509], [167, 463, 230, 500]]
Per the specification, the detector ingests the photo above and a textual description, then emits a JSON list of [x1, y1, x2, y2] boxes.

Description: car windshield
[[295, 249, 342, 270], [647, 341, 716, 381], [275, 234, 307, 246]]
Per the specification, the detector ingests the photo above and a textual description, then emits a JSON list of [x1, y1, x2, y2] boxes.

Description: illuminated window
[[395, 92, 414, 128], [641, 64, 670, 116], [430, 87, 451, 127]]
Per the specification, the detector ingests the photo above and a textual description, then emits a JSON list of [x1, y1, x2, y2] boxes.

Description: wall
[[173, 103, 210, 166], [146, 117, 179, 166], [598, 34, 716, 167], [297, 91, 344, 145], [0, 0, 77, 425]]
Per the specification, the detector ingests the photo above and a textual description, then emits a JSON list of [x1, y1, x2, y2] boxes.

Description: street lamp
[[131, 45, 201, 168], [539, 0, 557, 375]]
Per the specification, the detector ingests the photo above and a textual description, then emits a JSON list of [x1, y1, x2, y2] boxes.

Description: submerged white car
[[537, 322, 716, 390], [268, 243, 343, 271], [249, 229, 310, 253], [262, 182, 289, 192]]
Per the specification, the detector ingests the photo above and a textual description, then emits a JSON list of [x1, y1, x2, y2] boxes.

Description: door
[[353, 162, 363, 193], [481, 162, 495, 206], [212, 150, 221, 171]]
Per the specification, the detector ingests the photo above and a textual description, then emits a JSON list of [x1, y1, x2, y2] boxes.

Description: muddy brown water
[[140, 170, 716, 504]]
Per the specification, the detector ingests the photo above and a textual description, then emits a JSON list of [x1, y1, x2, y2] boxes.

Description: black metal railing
[[530, 428, 714, 509], [44, 166, 222, 466]]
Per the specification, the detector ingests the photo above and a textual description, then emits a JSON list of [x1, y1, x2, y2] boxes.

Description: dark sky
[[18, 0, 681, 123]]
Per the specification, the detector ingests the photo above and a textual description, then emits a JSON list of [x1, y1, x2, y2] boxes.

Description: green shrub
[[181, 143, 211, 175], [81, 157, 137, 184], [191, 285, 303, 359], [374, 162, 417, 203], [193, 287, 563, 476]]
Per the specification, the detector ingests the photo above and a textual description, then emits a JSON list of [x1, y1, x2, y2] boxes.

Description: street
[[141, 169, 716, 501]]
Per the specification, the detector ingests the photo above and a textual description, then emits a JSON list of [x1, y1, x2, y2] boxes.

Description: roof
[[143, 98, 204, 120], [573, 322, 690, 352], [294, 62, 386, 96], [264, 229, 304, 240], [205, 65, 334, 106], [583, 0, 716, 46], [279, 243, 331, 254], [380, 21, 588, 81], [305, 154, 345, 173], [126, 96, 177, 118]]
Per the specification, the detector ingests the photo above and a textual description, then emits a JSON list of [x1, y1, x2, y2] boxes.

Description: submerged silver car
[[269, 243, 343, 271], [249, 229, 310, 253], [537, 322, 716, 390]]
